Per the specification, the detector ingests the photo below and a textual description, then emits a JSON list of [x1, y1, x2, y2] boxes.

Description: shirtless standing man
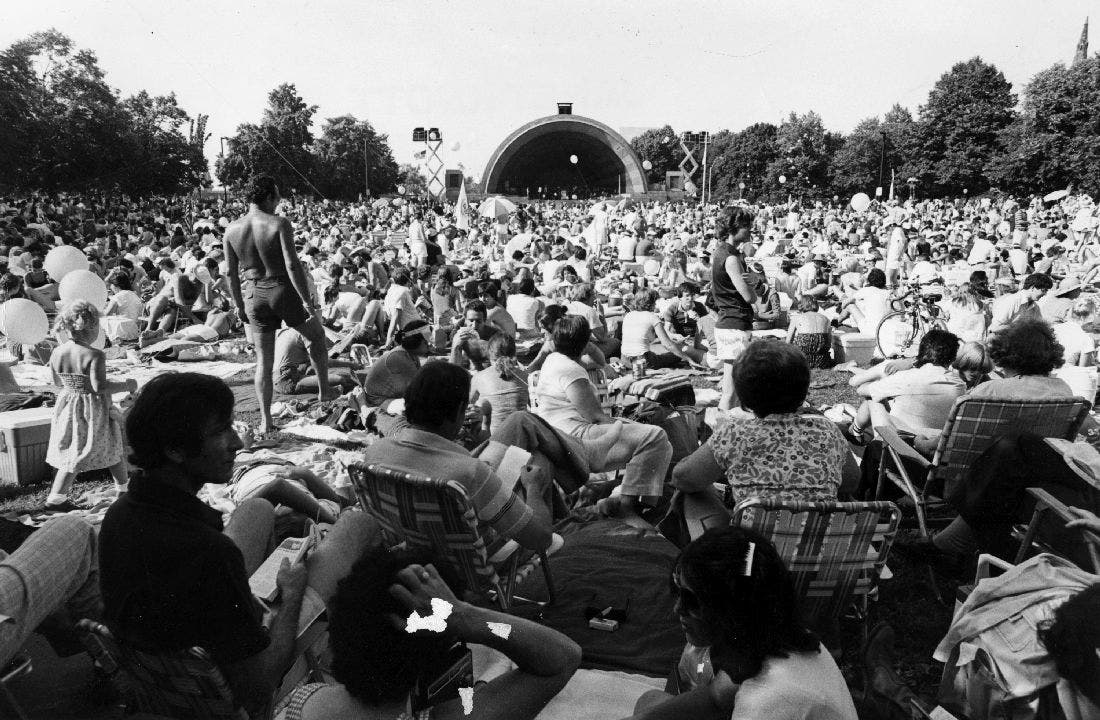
[[224, 175, 336, 434]]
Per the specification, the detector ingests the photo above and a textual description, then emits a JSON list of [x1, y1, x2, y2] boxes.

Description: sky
[[3, 1, 1094, 185]]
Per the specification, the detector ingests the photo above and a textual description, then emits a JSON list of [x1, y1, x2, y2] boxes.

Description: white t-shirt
[[967, 237, 995, 265], [566, 300, 603, 330], [535, 352, 591, 428], [383, 285, 419, 329], [853, 286, 892, 335], [909, 260, 938, 285], [617, 234, 638, 261], [620, 310, 661, 358], [109, 290, 144, 322], [506, 294, 542, 332], [729, 646, 858, 720], [1054, 322, 1096, 362]]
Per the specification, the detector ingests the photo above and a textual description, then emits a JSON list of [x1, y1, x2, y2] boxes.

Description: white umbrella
[[1044, 189, 1070, 203], [477, 197, 517, 221]]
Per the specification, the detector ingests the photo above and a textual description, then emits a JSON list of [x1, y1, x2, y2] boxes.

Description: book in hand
[[249, 526, 318, 603]]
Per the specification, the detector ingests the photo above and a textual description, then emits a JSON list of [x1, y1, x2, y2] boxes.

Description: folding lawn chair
[[75, 619, 262, 720], [348, 462, 556, 611], [1014, 487, 1100, 572], [874, 396, 1091, 539], [730, 497, 900, 640]]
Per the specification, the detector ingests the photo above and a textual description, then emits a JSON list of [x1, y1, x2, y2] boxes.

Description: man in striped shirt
[[361, 362, 555, 553]]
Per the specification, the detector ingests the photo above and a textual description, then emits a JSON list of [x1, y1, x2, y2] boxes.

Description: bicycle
[[875, 281, 947, 359]]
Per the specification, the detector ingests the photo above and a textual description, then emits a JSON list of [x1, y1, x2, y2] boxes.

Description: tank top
[[710, 242, 753, 330]]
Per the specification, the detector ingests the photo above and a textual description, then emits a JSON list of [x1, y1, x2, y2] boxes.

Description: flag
[[413, 149, 427, 160], [888, 169, 896, 202], [456, 178, 470, 231], [1074, 17, 1089, 65]]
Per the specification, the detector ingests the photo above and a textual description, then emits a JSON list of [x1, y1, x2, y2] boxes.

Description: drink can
[[632, 357, 647, 379]]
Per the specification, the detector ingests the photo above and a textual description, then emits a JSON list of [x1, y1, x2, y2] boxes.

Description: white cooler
[[0, 405, 55, 486]]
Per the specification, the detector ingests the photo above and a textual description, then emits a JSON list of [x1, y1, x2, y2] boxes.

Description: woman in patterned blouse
[[671, 340, 859, 542]]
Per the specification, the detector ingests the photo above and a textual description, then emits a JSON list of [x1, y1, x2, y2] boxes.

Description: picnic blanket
[[517, 517, 683, 677]]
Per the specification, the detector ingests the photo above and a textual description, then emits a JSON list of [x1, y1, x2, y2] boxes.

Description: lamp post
[[877, 130, 887, 200], [738, 181, 745, 201]]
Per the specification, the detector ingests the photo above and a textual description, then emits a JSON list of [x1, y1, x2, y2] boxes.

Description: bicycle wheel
[[876, 311, 924, 359]]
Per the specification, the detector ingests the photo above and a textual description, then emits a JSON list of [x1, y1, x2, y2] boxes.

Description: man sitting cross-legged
[[98, 373, 381, 717]]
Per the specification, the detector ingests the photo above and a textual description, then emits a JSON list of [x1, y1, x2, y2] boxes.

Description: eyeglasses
[[669, 574, 702, 617]]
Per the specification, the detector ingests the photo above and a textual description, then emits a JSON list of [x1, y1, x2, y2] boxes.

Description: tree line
[[632, 55, 1100, 202], [4, 30, 1097, 203]]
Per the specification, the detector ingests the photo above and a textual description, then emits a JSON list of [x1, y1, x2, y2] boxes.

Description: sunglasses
[[669, 573, 703, 617]]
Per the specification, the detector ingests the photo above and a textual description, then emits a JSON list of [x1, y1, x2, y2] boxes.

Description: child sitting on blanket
[[44, 301, 136, 512]]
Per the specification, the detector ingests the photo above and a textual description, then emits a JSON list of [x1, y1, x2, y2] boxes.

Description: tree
[[121, 91, 208, 194], [764, 112, 834, 200], [828, 117, 884, 197], [912, 57, 1016, 195], [219, 83, 318, 195], [397, 163, 429, 198], [987, 56, 1100, 197], [629, 125, 680, 185], [0, 29, 206, 194], [313, 115, 399, 200], [707, 123, 778, 202]]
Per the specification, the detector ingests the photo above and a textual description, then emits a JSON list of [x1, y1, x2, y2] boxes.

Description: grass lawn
[[2, 368, 957, 709]]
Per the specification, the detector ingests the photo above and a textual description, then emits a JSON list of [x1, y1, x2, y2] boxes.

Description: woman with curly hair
[[967, 317, 1074, 400]]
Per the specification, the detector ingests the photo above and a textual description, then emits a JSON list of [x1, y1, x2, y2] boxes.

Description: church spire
[[1074, 17, 1089, 65]]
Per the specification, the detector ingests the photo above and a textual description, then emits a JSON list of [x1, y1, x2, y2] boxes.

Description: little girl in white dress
[[44, 300, 136, 511]]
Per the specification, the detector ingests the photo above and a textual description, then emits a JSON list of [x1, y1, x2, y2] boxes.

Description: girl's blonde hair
[[55, 300, 100, 341], [953, 341, 994, 389]]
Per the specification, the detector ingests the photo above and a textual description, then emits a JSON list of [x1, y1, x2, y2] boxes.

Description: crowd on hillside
[[1, 181, 1100, 719]]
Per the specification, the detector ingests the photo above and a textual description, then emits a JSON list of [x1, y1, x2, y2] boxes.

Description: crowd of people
[[1, 176, 1100, 718]]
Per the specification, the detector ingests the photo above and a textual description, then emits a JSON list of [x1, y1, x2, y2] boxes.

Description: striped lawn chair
[[874, 396, 1091, 539], [730, 498, 900, 635], [75, 619, 260, 720], [348, 462, 556, 611]]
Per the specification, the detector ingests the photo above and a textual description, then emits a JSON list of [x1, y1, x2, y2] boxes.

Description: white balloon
[[44, 245, 89, 283], [850, 193, 872, 212], [778, 175, 787, 184], [450, 141, 461, 152], [569, 155, 579, 164], [0, 299, 48, 345], [642, 160, 653, 171], [59, 270, 108, 311], [195, 265, 213, 284]]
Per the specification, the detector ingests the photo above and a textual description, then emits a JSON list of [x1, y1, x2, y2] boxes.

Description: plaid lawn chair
[[874, 396, 1091, 539], [75, 619, 261, 720], [348, 462, 556, 611], [1014, 487, 1100, 572], [730, 498, 900, 637]]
